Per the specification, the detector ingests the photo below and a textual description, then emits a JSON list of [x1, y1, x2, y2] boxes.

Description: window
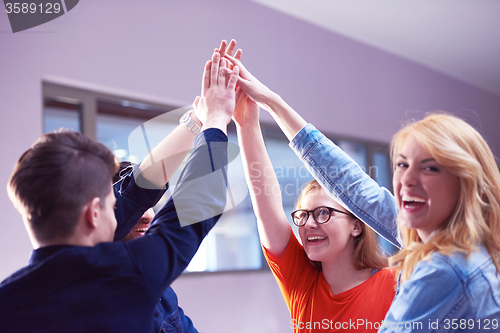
[[43, 81, 396, 273], [43, 99, 81, 133]]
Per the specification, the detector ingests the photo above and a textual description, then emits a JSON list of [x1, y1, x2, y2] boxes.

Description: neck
[[320, 253, 371, 295], [36, 237, 95, 249], [34, 222, 97, 249]]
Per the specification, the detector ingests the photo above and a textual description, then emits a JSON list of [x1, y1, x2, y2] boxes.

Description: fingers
[[218, 57, 227, 86], [210, 52, 220, 87], [224, 53, 243, 69], [224, 53, 250, 80], [226, 39, 236, 57], [234, 48, 242, 60], [201, 60, 211, 96], [192, 95, 200, 109], [227, 66, 239, 90], [218, 40, 227, 58]]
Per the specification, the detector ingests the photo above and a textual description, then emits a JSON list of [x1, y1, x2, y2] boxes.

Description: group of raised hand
[[192, 39, 279, 134]]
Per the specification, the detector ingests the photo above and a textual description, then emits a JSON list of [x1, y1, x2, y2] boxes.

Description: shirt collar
[[29, 245, 73, 265]]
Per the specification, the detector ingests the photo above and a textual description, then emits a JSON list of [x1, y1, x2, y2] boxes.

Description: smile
[[307, 236, 327, 242], [402, 195, 426, 209]]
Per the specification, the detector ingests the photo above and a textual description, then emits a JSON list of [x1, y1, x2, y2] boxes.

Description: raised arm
[[113, 45, 238, 237], [233, 89, 291, 256], [137, 107, 203, 188], [113, 165, 166, 240], [126, 51, 238, 290], [135, 42, 241, 188], [224, 43, 400, 248], [223, 51, 306, 141]]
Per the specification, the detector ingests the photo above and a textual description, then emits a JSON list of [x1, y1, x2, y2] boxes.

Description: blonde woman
[[378, 114, 500, 331]]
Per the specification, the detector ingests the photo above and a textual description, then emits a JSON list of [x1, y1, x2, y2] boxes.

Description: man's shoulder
[[0, 243, 133, 303]]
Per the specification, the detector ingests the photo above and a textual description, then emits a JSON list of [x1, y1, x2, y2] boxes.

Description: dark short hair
[[112, 161, 134, 184], [8, 130, 119, 243]]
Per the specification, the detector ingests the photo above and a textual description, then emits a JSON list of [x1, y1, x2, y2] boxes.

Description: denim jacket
[[155, 286, 197, 333], [381, 247, 500, 332], [290, 124, 500, 332]]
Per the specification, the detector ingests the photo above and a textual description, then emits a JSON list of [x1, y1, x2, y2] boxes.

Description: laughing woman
[[378, 114, 500, 332]]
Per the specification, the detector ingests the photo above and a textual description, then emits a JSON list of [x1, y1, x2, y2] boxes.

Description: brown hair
[[8, 130, 118, 243], [389, 113, 500, 282], [296, 180, 388, 270], [112, 161, 134, 184]]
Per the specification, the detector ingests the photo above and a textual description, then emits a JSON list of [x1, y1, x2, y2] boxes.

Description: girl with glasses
[[226, 47, 397, 332]]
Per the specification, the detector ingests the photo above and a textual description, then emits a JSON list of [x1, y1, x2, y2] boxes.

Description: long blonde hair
[[389, 113, 500, 282], [296, 180, 388, 270]]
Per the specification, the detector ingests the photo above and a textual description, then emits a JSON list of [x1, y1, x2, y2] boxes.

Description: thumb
[[192, 96, 201, 110]]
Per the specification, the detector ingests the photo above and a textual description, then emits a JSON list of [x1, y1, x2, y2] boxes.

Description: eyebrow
[[397, 154, 436, 163]]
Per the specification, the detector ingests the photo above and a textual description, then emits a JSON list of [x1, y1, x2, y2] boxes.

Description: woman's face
[[392, 135, 460, 242], [121, 208, 155, 242], [297, 187, 358, 263]]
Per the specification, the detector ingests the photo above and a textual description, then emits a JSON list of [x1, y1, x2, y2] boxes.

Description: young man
[[0, 52, 239, 332]]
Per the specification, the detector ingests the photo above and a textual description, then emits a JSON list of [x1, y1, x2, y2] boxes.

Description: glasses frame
[[290, 206, 353, 227]]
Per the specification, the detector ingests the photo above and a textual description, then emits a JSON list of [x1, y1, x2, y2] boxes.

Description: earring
[[352, 232, 358, 237]]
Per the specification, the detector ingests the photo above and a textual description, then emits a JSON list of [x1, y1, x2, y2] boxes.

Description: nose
[[400, 165, 419, 187], [303, 214, 318, 229]]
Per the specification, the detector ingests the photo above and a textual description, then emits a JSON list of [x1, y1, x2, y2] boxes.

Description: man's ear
[[82, 197, 101, 229]]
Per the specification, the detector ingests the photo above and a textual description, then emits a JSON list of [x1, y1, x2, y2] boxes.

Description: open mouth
[[307, 235, 327, 243], [402, 195, 426, 209], [132, 228, 148, 234]]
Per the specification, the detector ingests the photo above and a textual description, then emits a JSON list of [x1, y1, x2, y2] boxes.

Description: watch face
[[180, 111, 194, 125], [180, 111, 200, 134]]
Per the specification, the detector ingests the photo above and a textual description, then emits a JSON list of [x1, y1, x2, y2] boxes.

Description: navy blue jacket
[[113, 145, 198, 333], [0, 129, 227, 333]]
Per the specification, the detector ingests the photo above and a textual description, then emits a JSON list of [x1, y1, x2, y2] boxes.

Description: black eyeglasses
[[291, 206, 353, 227]]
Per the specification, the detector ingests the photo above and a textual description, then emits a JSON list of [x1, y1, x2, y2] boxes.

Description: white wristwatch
[[179, 110, 201, 135]]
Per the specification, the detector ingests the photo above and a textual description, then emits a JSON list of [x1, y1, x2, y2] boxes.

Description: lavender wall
[[1, 1, 499, 332]]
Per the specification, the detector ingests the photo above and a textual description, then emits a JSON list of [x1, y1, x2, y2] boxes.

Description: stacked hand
[[194, 39, 275, 131], [193, 49, 239, 134]]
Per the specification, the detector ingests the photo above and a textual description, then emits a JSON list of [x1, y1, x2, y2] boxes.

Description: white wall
[[1, 1, 500, 332]]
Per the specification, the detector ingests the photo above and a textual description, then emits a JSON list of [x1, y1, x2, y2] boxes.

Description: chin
[[399, 216, 416, 229], [305, 250, 325, 262]]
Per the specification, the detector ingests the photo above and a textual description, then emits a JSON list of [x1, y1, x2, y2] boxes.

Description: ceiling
[[252, 0, 500, 97]]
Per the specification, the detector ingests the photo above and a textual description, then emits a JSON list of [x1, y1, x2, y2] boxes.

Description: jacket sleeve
[[113, 164, 167, 241], [124, 128, 228, 295], [289, 123, 401, 248]]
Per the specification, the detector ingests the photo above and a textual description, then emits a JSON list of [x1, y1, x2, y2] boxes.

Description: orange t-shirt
[[263, 232, 397, 333]]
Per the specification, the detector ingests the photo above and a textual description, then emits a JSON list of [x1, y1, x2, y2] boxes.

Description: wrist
[[263, 91, 283, 113], [235, 122, 261, 135], [179, 110, 202, 135], [234, 117, 260, 129], [190, 110, 203, 127], [202, 118, 228, 135]]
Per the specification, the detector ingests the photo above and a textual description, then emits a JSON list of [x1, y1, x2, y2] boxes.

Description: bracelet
[[179, 110, 201, 135]]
